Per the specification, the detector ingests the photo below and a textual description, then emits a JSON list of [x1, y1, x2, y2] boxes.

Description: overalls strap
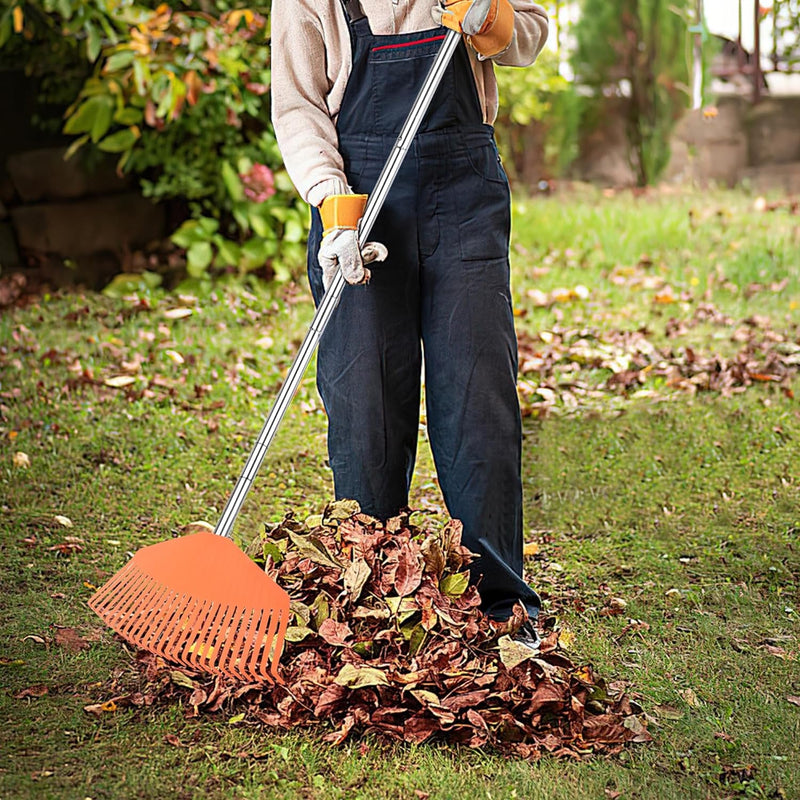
[[339, 0, 366, 23]]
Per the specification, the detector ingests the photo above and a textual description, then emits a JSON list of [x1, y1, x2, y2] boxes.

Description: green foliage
[[773, 0, 800, 69], [2, 0, 304, 283], [495, 48, 578, 178], [571, 0, 692, 186]]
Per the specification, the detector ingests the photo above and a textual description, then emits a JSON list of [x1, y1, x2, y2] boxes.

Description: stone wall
[[666, 95, 800, 192], [564, 93, 800, 191], [0, 68, 166, 288]]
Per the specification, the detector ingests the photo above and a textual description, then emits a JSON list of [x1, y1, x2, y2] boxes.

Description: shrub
[[2, 1, 306, 284]]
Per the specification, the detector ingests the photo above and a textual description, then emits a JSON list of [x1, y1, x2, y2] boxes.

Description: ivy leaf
[[64, 96, 113, 138], [439, 571, 469, 597], [334, 663, 389, 689], [97, 127, 139, 153], [284, 626, 314, 643], [106, 50, 136, 73], [86, 22, 102, 62], [186, 242, 213, 277], [221, 161, 244, 202]]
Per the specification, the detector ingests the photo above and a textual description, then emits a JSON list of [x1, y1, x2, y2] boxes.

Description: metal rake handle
[[214, 29, 461, 538]]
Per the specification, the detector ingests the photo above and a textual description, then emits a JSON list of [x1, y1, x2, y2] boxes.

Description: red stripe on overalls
[[371, 34, 447, 53]]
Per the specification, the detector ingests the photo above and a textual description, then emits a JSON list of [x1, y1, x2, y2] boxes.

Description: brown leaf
[[314, 683, 347, 717], [583, 714, 628, 743], [323, 714, 355, 746], [420, 537, 446, 577], [787, 696, 800, 707], [164, 734, 183, 747], [15, 685, 48, 699], [394, 544, 423, 597], [189, 688, 208, 707], [403, 714, 438, 744], [54, 627, 89, 653], [318, 618, 353, 647], [441, 690, 490, 712], [343, 557, 371, 604]]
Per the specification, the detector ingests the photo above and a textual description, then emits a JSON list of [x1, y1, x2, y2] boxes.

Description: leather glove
[[431, 0, 515, 58], [318, 194, 388, 291]]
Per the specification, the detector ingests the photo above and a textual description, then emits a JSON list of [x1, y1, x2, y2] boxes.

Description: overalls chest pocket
[[368, 34, 457, 133]]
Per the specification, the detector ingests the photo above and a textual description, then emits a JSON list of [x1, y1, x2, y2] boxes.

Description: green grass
[[1, 188, 799, 799]]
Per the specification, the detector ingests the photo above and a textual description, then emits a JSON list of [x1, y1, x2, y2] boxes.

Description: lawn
[[1, 186, 799, 799]]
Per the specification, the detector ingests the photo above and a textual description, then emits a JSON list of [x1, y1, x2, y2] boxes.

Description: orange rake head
[[89, 532, 290, 684]]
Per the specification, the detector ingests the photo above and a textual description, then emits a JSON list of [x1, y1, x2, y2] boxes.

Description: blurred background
[[0, 0, 799, 293]]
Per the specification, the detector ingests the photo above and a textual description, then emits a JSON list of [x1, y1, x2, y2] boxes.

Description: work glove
[[431, 0, 515, 58], [318, 194, 388, 291]]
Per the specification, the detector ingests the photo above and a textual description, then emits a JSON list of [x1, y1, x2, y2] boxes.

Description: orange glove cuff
[[319, 194, 368, 233]]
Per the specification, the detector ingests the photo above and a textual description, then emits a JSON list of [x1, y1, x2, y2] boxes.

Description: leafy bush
[[2, 1, 306, 284], [494, 48, 577, 181]]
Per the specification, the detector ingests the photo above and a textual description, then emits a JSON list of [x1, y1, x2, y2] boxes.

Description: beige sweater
[[271, 0, 549, 206]]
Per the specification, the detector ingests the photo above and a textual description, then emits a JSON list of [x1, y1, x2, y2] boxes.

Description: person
[[271, 0, 548, 651]]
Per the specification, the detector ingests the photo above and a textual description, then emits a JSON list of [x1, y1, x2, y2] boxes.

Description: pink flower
[[240, 163, 275, 203]]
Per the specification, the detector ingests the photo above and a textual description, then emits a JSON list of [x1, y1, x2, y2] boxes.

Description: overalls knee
[[306, 0, 540, 622]]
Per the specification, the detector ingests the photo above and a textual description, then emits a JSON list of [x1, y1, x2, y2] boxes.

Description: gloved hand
[[318, 194, 388, 291], [431, 0, 515, 58]]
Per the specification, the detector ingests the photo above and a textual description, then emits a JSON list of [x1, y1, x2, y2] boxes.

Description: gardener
[[271, 0, 548, 650]]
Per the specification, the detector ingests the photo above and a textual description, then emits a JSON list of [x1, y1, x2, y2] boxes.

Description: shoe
[[512, 620, 541, 652]]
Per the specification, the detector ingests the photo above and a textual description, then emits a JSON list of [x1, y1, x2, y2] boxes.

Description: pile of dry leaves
[[109, 505, 651, 759]]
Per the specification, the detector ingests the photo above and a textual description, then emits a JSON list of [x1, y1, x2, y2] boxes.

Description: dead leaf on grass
[[103, 375, 136, 388], [83, 699, 119, 715], [53, 627, 90, 653], [15, 685, 48, 699], [652, 704, 684, 720], [679, 688, 702, 707]]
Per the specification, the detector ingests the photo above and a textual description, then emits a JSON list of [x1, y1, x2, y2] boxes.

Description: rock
[[11, 193, 165, 256], [6, 147, 132, 203]]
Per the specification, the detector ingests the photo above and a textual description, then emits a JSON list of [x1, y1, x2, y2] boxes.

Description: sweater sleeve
[[270, 0, 351, 205], [491, 0, 548, 67]]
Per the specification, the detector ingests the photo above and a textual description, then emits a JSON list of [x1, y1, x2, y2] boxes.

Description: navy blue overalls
[[306, 0, 540, 622]]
